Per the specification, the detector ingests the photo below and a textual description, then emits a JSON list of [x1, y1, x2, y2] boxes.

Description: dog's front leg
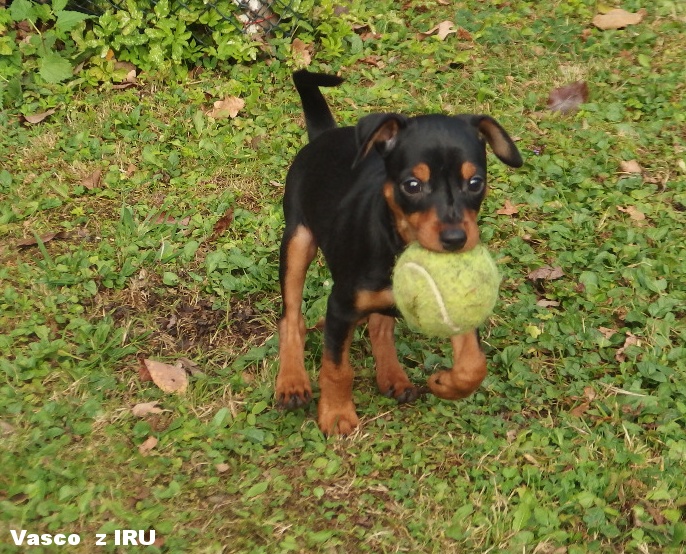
[[276, 225, 317, 409], [368, 313, 421, 404], [317, 296, 360, 436], [427, 330, 487, 400]]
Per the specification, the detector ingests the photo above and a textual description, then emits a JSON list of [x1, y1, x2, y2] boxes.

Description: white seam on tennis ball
[[402, 261, 464, 335]]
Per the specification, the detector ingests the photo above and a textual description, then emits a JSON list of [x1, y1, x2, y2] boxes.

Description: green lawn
[[1, 1, 685, 552]]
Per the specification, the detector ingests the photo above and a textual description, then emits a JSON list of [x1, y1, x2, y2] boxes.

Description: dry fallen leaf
[[528, 266, 565, 281], [16, 231, 70, 248], [583, 386, 597, 402], [138, 358, 153, 382], [616, 332, 641, 362], [291, 38, 312, 67], [177, 357, 204, 377], [570, 402, 590, 417], [359, 55, 386, 69], [434, 21, 457, 40], [215, 463, 230, 473], [24, 109, 56, 125], [208, 96, 245, 119], [548, 81, 589, 114], [81, 169, 102, 190], [0, 421, 15, 436], [496, 199, 522, 216], [620, 160, 643, 174], [592, 9, 645, 30], [138, 436, 158, 456], [125, 164, 138, 178], [153, 211, 191, 226], [598, 326, 617, 339], [143, 359, 188, 394], [132, 402, 164, 417], [211, 208, 234, 240], [618, 205, 646, 224], [536, 299, 560, 308], [420, 20, 457, 41]]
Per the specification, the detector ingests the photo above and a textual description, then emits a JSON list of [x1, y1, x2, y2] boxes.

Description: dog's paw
[[427, 369, 481, 400], [381, 382, 423, 404], [275, 375, 313, 410], [377, 370, 421, 404], [318, 403, 359, 436]]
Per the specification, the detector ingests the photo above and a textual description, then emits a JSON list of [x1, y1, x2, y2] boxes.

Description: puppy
[[275, 71, 522, 435]]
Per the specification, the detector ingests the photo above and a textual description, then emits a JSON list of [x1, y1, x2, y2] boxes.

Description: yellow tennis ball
[[392, 243, 501, 338]]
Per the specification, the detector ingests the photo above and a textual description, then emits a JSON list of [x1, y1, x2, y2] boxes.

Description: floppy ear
[[352, 113, 408, 169], [471, 115, 523, 168]]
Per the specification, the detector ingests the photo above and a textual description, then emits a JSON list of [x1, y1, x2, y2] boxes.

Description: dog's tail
[[293, 70, 344, 141]]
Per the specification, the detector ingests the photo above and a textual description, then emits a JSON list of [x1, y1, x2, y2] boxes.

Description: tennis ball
[[392, 242, 501, 338]]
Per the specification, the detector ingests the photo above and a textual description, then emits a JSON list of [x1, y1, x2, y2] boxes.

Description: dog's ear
[[471, 115, 523, 168], [352, 114, 408, 169]]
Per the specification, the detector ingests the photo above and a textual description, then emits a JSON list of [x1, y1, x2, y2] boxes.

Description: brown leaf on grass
[[112, 65, 138, 90], [592, 9, 645, 30], [24, 109, 56, 125], [496, 199, 522, 216], [16, 231, 70, 248], [138, 436, 158, 456], [536, 299, 560, 308], [81, 169, 102, 190], [177, 357, 204, 377], [210, 208, 234, 240], [616, 332, 641, 362], [215, 463, 230, 473], [419, 20, 457, 41], [598, 326, 617, 339], [547, 81, 589, 114], [291, 38, 312, 67], [528, 266, 565, 281], [570, 402, 590, 417], [138, 357, 153, 382], [0, 421, 15, 436], [132, 402, 164, 417], [143, 359, 188, 394], [620, 160, 643, 174], [153, 211, 191, 226], [208, 96, 245, 119], [125, 164, 138, 178], [645, 503, 666, 525], [583, 386, 597, 402], [457, 27, 473, 41], [618, 205, 646, 224], [359, 56, 386, 69]]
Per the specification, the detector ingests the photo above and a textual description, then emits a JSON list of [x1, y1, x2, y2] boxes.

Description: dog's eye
[[467, 176, 485, 193], [401, 178, 424, 195]]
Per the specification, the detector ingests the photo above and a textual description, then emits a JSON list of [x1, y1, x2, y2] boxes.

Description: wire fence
[[66, 0, 303, 41]]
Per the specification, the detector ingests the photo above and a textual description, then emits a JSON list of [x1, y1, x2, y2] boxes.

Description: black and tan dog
[[276, 70, 522, 435]]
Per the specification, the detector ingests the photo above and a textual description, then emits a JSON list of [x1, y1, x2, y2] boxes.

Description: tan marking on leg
[[317, 331, 359, 435], [427, 330, 487, 400], [368, 314, 419, 402], [412, 162, 431, 182], [354, 288, 395, 314], [276, 225, 317, 408]]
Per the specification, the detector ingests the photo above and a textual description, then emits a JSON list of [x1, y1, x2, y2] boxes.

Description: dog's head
[[353, 113, 522, 253]]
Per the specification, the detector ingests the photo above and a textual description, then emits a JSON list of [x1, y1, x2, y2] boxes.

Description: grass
[[1, 0, 686, 552]]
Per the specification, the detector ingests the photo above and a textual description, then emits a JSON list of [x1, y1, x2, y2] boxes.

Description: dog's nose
[[439, 228, 467, 252]]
